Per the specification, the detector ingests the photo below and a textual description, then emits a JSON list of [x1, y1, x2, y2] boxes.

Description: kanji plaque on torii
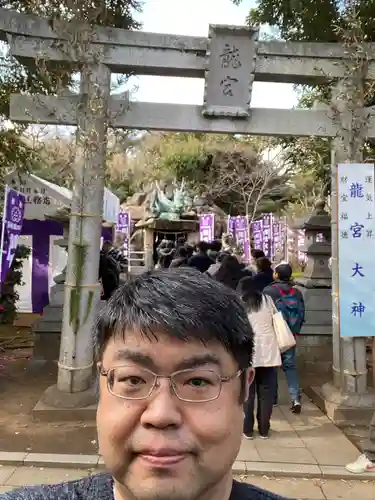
[[203, 25, 259, 118]]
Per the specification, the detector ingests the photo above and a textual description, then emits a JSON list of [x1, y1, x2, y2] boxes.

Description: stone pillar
[[144, 228, 154, 270], [295, 201, 332, 372]]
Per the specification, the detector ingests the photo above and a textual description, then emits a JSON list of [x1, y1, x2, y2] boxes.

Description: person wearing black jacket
[[169, 245, 189, 268], [251, 257, 274, 292], [99, 243, 120, 300], [213, 254, 253, 290], [187, 241, 214, 273]]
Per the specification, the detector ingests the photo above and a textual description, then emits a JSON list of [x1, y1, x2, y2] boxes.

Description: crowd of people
[[151, 236, 305, 440]]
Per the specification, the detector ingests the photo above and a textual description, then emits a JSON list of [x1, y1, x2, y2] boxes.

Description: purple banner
[[251, 220, 263, 253], [272, 219, 280, 259], [234, 216, 250, 261], [199, 214, 215, 242], [117, 211, 131, 254], [280, 217, 287, 261], [0, 186, 25, 282], [227, 216, 235, 237], [262, 214, 272, 258]]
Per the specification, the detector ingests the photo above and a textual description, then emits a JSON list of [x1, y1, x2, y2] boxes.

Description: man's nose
[[140, 378, 183, 429]]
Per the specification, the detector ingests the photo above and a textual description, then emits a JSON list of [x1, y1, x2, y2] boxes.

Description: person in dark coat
[[187, 241, 214, 273], [251, 257, 274, 292], [155, 240, 175, 269], [206, 251, 230, 276], [99, 243, 120, 300], [169, 246, 189, 268], [213, 254, 252, 290], [249, 248, 265, 273]]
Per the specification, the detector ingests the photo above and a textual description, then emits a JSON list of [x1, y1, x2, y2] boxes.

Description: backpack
[[272, 284, 304, 334]]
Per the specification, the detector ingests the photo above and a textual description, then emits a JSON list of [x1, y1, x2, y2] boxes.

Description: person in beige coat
[[237, 277, 281, 439]]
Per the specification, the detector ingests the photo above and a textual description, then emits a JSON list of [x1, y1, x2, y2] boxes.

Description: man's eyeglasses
[[99, 365, 243, 403]]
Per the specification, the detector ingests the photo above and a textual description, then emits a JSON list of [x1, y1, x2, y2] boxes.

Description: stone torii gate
[[1, 8, 375, 419]]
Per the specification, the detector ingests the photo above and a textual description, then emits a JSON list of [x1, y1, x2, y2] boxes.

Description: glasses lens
[[172, 369, 221, 402], [109, 366, 155, 399]]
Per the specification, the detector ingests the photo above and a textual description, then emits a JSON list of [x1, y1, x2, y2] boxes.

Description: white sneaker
[[346, 454, 375, 474], [242, 433, 254, 440]]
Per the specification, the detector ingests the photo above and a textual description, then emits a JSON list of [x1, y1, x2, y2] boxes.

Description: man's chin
[[123, 476, 197, 500]]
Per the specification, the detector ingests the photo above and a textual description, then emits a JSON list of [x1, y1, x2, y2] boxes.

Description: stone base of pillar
[[305, 382, 375, 427], [297, 334, 332, 372], [32, 384, 97, 422], [32, 293, 107, 363], [32, 304, 64, 363]]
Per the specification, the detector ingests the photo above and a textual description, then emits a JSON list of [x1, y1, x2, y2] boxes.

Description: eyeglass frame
[[98, 364, 243, 403]]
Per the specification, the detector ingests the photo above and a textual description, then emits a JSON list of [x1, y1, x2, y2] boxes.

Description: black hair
[[256, 256, 272, 272], [197, 241, 209, 253], [94, 267, 253, 371], [158, 253, 174, 269], [210, 239, 222, 252], [175, 237, 186, 249], [275, 263, 293, 281], [213, 254, 245, 290], [185, 244, 194, 258], [237, 277, 263, 313], [217, 251, 230, 263], [175, 246, 188, 258], [251, 248, 265, 259]]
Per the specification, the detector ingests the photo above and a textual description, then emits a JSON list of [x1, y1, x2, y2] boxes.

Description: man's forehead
[[102, 330, 234, 369]]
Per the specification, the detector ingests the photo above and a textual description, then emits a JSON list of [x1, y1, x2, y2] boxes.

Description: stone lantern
[[296, 199, 331, 288], [294, 200, 332, 372]]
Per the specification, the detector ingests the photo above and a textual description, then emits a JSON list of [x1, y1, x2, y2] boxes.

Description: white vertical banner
[[337, 163, 375, 338]]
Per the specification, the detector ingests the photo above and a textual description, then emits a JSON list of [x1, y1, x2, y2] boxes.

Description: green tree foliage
[[247, 0, 375, 43], [26, 129, 142, 202], [236, 0, 375, 189], [0, 0, 142, 180], [133, 132, 292, 218]]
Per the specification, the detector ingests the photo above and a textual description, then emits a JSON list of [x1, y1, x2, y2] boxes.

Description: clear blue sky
[[129, 0, 297, 108]]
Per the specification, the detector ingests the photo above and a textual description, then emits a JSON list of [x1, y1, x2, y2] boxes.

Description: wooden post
[[57, 63, 110, 393]]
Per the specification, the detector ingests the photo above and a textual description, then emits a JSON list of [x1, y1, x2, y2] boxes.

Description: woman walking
[[237, 277, 281, 439]]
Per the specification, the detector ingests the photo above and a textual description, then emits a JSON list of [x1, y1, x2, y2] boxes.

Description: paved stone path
[[234, 400, 361, 476]]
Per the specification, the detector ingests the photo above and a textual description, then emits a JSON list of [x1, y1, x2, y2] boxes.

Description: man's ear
[[243, 367, 255, 403]]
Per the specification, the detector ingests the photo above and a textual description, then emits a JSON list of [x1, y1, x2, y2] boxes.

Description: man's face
[[97, 331, 250, 500]]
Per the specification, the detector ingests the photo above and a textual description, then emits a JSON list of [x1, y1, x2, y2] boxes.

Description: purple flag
[[234, 216, 250, 262], [199, 214, 215, 242], [251, 220, 263, 251], [262, 214, 272, 258], [117, 211, 131, 255], [227, 216, 235, 237], [280, 217, 287, 261], [0, 186, 25, 282]]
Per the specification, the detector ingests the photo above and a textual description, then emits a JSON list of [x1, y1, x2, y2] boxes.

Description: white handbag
[[270, 299, 296, 353]]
